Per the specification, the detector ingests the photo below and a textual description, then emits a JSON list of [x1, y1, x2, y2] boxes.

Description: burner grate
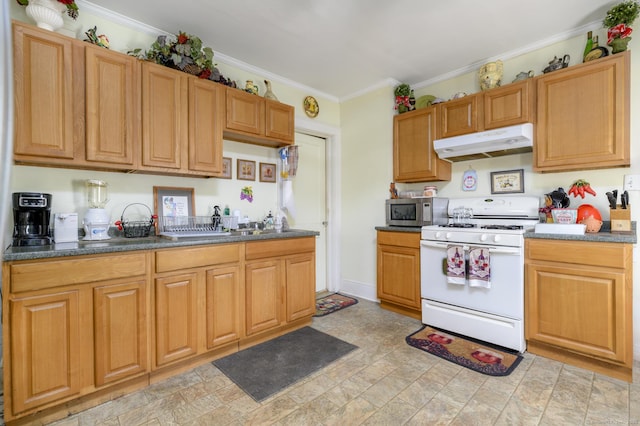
[[439, 223, 477, 228], [480, 225, 524, 230]]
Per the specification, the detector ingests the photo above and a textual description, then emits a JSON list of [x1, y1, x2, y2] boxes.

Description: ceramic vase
[[26, 0, 66, 31], [609, 37, 631, 54], [478, 60, 503, 91]]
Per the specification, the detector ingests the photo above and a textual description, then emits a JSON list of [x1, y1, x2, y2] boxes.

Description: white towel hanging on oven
[[468, 246, 491, 288], [446, 245, 466, 285]]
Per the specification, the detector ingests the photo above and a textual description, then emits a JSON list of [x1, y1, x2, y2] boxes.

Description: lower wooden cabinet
[[154, 272, 199, 367], [3, 237, 316, 423], [376, 230, 421, 319], [525, 239, 633, 382], [94, 280, 148, 386]]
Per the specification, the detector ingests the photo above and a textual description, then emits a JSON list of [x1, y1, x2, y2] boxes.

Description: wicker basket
[[116, 203, 156, 238]]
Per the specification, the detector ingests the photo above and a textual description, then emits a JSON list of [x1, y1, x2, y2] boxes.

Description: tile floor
[[23, 298, 640, 425]]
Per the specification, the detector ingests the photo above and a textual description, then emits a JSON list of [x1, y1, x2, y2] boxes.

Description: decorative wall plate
[[303, 96, 319, 118]]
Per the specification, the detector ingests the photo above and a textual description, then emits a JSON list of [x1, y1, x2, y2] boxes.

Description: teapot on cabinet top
[[542, 55, 570, 74]]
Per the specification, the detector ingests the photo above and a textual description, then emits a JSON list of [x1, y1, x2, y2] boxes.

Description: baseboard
[[338, 279, 377, 302]]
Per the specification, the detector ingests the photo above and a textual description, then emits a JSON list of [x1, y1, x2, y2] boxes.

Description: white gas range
[[420, 196, 540, 352]]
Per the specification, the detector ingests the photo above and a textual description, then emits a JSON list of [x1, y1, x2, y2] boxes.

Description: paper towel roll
[[282, 180, 296, 220]]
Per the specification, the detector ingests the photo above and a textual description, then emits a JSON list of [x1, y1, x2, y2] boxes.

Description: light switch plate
[[623, 174, 640, 191]]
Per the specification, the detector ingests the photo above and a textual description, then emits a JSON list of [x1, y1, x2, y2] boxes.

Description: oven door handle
[[420, 240, 521, 255]]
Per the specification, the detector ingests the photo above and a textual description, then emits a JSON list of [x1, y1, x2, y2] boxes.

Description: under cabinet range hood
[[434, 123, 533, 162]]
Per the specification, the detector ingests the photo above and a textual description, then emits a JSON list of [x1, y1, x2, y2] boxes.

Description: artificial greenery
[[132, 32, 214, 79], [603, 0, 640, 27], [394, 83, 411, 97]]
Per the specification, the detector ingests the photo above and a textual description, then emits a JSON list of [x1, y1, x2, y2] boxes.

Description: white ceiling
[[86, 0, 615, 100]]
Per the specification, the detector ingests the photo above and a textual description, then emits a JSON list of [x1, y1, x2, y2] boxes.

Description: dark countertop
[[524, 221, 637, 244], [375, 226, 422, 233], [375, 223, 637, 243], [3, 229, 319, 262]]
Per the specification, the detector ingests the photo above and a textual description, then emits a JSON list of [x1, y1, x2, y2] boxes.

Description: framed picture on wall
[[490, 169, 524, 194], [259, 162, 276, 182], [219, 157, 232, 179], [237, 159, 256, 181]]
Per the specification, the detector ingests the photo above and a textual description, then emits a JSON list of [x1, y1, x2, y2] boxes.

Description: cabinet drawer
[[9, 252, 148, 293], [245, 237, 315, 260], [155, 243, 241, 272], [525, 239, 630, 269], [377, 231, 420, 248]]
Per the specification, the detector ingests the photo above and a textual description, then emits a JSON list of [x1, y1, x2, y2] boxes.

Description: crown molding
[[79, 1, 338, 103]]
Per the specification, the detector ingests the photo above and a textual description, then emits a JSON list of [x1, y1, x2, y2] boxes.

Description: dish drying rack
[[158, 215, 237, 240]]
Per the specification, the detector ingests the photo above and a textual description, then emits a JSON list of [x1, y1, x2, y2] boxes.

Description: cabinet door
[[483, 80, 534, 129], [265, 100, 294, 144], [188, 77, 224, 174], [94, 280, 148, 386], [377, 244, 421, 309], [285, 253, 316, 322], [154, 273, 198, 366], [206, 265, 242, 348], [439, 94, 482, 138], [141, 62, 187, 170], [393, 107, 451, 182], [245, 260, 281, 335], [526, 262, 629, 363], [225, 88, 264, 135], [534, 52, 629, 172], [85, 45, 139, 168], [12, 22, 83, 163], [10, 290, 84, 414]]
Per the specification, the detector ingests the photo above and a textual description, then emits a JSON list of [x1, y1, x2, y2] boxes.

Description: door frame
[[293, 116, 341, 293]]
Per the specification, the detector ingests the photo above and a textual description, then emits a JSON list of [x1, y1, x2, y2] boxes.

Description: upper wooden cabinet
[[140, 61, 224, 177], [438, 93, 482, 138], [393, 107, 451, 182], [483, 79, 535, 129], [13, 21, 84, 165], [85, 44, 140, 169], [534, 52, 630, 172], [224, 88, 294, 147]]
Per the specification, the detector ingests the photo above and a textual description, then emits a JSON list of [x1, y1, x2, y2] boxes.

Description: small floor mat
[[314, 293, 358, 317], [213, 327, 357, 402], [406, 325, 523, 376]]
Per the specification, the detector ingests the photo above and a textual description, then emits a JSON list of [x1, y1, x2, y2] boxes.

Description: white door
[[284, 133, 327, 292]]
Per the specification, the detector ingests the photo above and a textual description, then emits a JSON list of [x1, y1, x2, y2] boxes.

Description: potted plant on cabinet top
[[603, 0, 640, 53], [16, 0, 78, 31]]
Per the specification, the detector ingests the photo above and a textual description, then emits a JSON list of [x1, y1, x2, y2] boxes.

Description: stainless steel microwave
[[385, 197, 448, 227]]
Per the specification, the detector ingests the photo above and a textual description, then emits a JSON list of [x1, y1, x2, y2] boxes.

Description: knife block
[[610, 205, 631, 232]]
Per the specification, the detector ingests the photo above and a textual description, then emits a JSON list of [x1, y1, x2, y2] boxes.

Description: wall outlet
[[623, 174, 640, 191]]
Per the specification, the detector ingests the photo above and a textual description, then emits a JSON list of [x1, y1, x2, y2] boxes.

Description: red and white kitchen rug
[[314, 293, 358, 317], [406, 325, 523, 376]]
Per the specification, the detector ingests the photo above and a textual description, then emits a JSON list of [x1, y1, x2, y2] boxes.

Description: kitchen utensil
[[621, 191, 629, 209], [606, 191, 617, 209]]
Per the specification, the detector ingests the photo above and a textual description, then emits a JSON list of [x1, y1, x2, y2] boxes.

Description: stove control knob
[[434, 231, 443, 239], [493, 234, 501, 243], [446, 232, 452, 240], [480, 234, 488, 242]]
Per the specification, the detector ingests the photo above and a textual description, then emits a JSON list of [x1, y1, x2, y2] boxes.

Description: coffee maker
[[12, 192, 53, 246]]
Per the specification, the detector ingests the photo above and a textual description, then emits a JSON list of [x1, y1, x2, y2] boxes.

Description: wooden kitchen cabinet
[[85, 44, 140, 169], [483, 79, 535, 129], [140, 62, 225, 177], [438, 93, 482, 138], [393, 107, 451, 182], [534, 51, 630, 172], [154, 243, 243, 365], [525, 239, 633, 382], [94, 279, 148, 386], [244, 237, 316, 343], [3, 251, 150, 421], [224, 87, 295, 147], [377, 230, 421, 319], [12, 21, 84, 166]]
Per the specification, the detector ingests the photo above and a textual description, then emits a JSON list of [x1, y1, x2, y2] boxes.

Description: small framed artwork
[[219, 157, 232, 179], [237, 159, 256, 181], [153, 186, 195, 220], [490, 169, 525, 194], [259, 162, 277, 182]]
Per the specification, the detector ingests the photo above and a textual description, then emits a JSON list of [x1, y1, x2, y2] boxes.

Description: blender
[[83, 179, 110, 240]]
